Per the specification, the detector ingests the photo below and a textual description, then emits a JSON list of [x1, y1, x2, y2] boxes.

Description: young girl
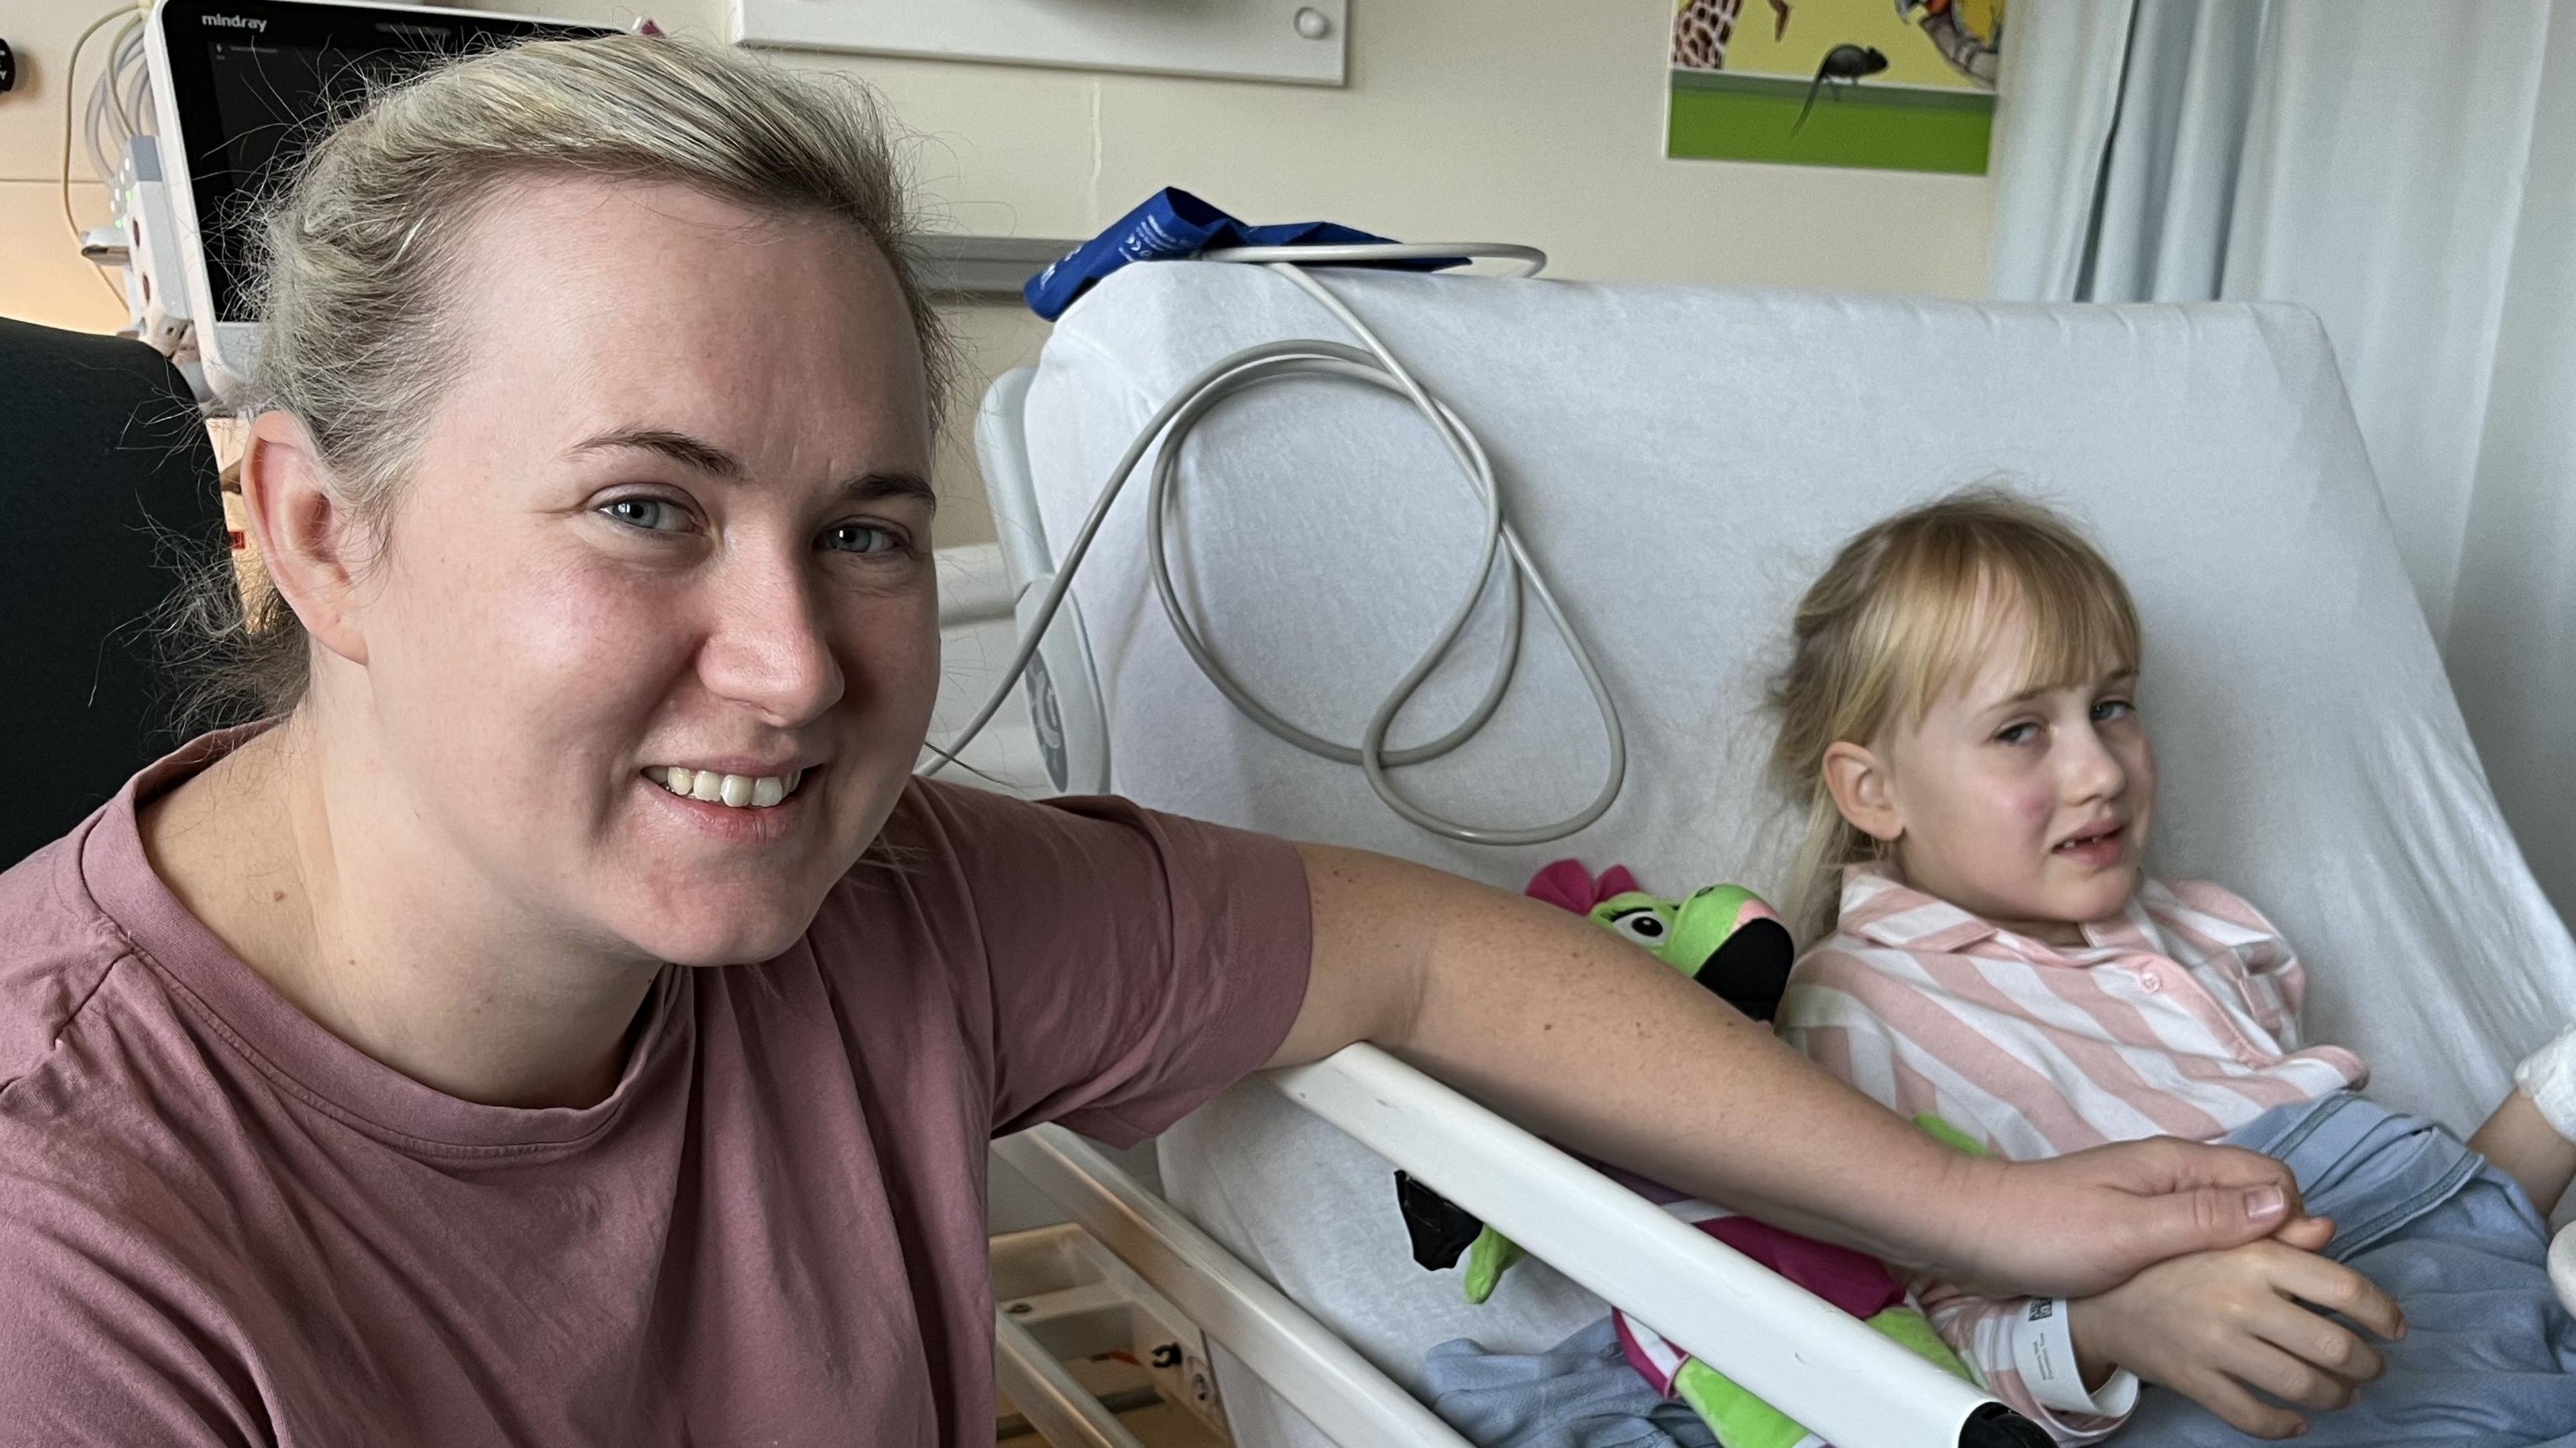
[[1768, 491, 2576, 1446]]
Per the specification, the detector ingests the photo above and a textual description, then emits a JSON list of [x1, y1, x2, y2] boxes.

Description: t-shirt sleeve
[[894, 781, 1314, 1146], [0, 1182, 262, 1448]]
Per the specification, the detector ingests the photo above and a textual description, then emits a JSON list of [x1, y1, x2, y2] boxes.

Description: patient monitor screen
[[160, 5, 608, 323], [196, 36, 399, 322]]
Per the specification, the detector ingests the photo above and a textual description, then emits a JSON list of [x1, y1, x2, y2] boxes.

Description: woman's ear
[[1822, 739, 1904, 844], [238, 410, 370, 669]]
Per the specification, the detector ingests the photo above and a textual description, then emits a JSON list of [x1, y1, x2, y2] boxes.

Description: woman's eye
[[2092, 698, 2136, 723], [1995, 722, 2039, 746], [823, 522, 903, 556], [601, 498, 688, 533]]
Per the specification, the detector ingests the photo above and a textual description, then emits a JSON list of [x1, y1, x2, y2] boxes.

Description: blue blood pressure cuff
[[1023, 187, 1462, 320]]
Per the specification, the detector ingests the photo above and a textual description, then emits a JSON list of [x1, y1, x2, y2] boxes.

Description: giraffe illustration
[[1670, 0, 1741, 72], [1672, 0, 1792, 73]]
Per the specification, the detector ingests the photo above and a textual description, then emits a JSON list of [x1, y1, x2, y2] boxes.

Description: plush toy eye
[[1607, 908, 1667, 945]]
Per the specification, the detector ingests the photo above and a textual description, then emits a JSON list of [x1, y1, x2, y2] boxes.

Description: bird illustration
[[1795, 44, 1888, 132]]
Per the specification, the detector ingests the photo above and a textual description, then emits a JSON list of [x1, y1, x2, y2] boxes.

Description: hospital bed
[[949, 260, 2576, 1448]]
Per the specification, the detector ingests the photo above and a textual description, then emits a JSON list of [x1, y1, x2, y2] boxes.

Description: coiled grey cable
[[926, 244, 1627, 847]]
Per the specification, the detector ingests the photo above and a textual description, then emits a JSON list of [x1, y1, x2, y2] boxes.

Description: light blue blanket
[[2125, 1091, 2576, 1446], [1422, 1317, 1721, 1448]]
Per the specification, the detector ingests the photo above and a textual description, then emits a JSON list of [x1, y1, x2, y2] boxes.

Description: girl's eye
[[1995, 722, 2040, 746], [823, 522, 903, 556], [2092, 698, 2136, 723], [601, 498, 688, 533]]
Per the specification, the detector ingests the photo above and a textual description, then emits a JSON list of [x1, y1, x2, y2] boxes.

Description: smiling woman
[[0, 32, 2335, 1448]]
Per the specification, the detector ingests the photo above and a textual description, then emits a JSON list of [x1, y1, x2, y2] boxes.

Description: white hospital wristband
[[2008, 1298, 2140, 1419], [2515, 1023, 2576, 1141]]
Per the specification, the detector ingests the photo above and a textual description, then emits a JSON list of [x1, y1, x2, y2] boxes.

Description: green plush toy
[[1389, 861, 1977, 1448], [1456, 862, 1800, 1302]]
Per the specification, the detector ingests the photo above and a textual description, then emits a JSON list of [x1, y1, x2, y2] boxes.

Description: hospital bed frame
[[946, 370, 2043, 1448], [985, 1052, 2036, 1448]]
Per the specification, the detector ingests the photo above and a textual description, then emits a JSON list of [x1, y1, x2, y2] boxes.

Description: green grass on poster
[[1667, 70, 1992, 174]]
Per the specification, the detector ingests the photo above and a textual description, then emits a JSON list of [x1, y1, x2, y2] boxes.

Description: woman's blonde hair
[[1767, 488, 2143, 941], [172, 33, 955, 723]]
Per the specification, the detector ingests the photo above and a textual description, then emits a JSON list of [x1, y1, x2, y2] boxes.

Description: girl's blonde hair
[[170, 34, 954, 724], [1768, 488, 2143, 941]]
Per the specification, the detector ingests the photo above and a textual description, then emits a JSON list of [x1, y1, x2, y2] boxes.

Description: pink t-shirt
[[0, 735, 1312, 1446]]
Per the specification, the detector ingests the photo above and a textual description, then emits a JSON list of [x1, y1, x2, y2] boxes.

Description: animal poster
[[1667, 0, 2001, 173]]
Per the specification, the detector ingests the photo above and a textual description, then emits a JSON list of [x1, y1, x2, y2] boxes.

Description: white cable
[[62, 6, 138, 307], [88, 14, 150, 184], [927, 245, 1627, 847], [115, 19, 154, 146]]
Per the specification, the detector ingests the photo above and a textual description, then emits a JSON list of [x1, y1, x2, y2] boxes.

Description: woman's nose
[[696, 553, 845, 725]]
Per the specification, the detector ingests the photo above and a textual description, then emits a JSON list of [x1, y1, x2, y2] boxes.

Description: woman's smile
[[636, 767, 814, 845], [642, 764, 808, 810], [639, 763, 823, 846]]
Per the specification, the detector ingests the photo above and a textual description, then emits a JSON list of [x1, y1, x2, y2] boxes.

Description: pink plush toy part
[[1523, 858, 1642, 915]]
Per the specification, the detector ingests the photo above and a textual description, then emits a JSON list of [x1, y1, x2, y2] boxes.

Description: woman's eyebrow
[[843, 471, 938, 510], [566, 427, 934, 508], [566, 427, 743, 477]]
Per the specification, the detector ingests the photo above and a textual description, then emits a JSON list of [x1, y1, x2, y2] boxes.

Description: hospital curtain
[[1988, 0, 2576, 927]]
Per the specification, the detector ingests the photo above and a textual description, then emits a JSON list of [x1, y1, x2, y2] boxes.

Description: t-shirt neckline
[[78, 725, 687, 1160]]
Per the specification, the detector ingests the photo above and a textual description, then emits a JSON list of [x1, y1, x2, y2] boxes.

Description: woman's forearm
[[1284, 844, 1984, 1264], [1277, 844, 2300, 1298]]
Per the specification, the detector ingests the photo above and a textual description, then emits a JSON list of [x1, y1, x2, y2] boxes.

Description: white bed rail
[[1004, 1043, 2046, 1448], [1275, 1044, 2036, 1447]]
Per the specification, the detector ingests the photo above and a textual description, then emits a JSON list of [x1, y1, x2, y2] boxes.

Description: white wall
[[0, 0, 1998, 540]]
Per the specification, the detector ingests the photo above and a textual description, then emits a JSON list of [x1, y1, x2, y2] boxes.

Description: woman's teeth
[[644, 766, 804, 809]]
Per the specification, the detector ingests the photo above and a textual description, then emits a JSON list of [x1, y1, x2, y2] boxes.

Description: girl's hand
[[2064, 1223, 2404, 1440], [1931, 1136, 2308, 1298]]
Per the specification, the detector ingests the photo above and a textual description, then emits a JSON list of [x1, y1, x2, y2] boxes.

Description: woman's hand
[[1929, 1137, 2309, 1299], [2065, 1217, 2404, 1439]]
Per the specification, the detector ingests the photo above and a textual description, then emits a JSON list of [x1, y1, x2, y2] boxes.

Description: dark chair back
[[0, 318, 227, 867]]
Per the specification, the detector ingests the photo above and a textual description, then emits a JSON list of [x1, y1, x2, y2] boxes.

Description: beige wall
[[0, 0, 1996, 541]]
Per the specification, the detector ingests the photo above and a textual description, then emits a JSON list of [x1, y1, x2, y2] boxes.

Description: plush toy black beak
[[1394, 1171, 1486, 1271], [1690, 916, 1796, 1023]]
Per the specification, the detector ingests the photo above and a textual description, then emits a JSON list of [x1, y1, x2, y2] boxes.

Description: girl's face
[[1827, 607, 2154, 944], [287, 176, 941, 968]]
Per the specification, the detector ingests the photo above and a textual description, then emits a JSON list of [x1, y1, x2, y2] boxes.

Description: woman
[[0, 35, 2326, 1446]]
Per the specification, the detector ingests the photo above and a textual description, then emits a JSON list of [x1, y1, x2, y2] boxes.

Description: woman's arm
[[1268, 844, 2302, 1299]]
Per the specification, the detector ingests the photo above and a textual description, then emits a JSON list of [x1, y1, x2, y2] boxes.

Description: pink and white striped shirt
[[1776, 863, 2369, 1443]]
